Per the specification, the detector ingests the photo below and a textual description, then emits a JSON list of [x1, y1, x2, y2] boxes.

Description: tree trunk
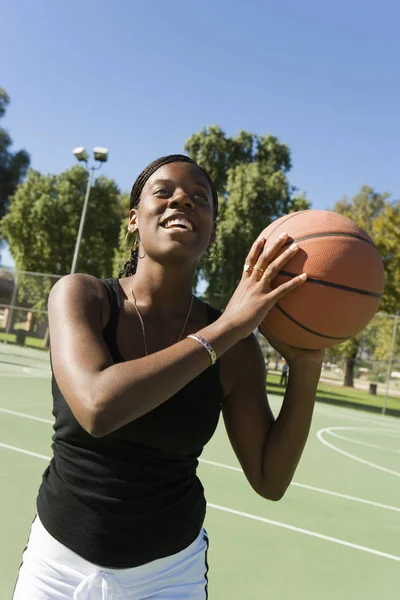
[[43, 327, 50, 349], [344, 355, 356, 387]]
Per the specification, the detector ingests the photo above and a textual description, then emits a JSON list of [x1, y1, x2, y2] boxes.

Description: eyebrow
[[151, 178, 209, 191]]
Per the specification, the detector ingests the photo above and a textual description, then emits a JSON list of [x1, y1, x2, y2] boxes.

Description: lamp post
[[70, 146, 108, 274]]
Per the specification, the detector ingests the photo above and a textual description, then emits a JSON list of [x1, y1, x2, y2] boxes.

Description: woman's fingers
[[243, 236, 266, 276], [268, 272, 307, 301], [246, 232, 289, 278], [261, 242, 300, 283]]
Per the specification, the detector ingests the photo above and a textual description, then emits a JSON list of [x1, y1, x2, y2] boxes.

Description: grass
[[0, 331, 46, 349], [0, 335, 399, 415], [266, 371, 400, 415]]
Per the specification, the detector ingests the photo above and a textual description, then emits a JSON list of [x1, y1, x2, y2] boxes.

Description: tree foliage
[[329, 186, 400, 385], [0, 88, 30, 220], [184, 126, 310, 307], [113, 192, 131, 276], [1, 166, 121, 311]]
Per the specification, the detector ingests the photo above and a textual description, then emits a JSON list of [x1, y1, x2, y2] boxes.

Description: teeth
[[163, 218, 194, 231]]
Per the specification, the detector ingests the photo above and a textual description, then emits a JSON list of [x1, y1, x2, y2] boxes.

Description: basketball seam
[[280, 270, 383, 299], [263, 211, 308, 241], [275, 304, 348, 340], [283, 231, 376, 247]]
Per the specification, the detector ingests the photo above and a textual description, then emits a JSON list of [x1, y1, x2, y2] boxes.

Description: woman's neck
[[128, 257, 196, 313]]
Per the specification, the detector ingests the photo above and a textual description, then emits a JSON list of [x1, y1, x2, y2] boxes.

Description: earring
[[125, 227, 138, 251], [137, 230, 145, 259]]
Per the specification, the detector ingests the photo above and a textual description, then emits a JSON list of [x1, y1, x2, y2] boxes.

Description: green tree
[[0, 88, 30, 219], [372, 201, 400, 314], [184, 126, 310, 307], [1, 166, 121, 313], [113, 192, 131, 276], [332, 187, 400, 386]]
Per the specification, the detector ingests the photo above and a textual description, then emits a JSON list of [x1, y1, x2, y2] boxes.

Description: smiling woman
[[13, 154, 324, 599], [120, 155, 218, 278]]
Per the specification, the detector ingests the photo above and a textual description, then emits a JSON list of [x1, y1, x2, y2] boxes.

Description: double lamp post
[[70, 146, 108, 274]]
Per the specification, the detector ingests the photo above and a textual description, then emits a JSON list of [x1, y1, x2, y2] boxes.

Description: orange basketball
[[259, 210, 385, 349]]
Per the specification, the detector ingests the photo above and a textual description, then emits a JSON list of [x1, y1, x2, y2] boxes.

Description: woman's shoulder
[[48, 274, 110, 327], [50, 273, 108, 300]]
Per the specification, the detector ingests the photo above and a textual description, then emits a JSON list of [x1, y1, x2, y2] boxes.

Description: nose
[[167, 190, 195, 210]]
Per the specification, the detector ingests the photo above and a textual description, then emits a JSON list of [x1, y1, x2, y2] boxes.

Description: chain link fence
[[0, 267, 62, 349], [256, 311, 400, 415], [1, 266, 399, 414]]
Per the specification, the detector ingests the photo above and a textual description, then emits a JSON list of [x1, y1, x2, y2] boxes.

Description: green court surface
[[0, 344, 399, 599]]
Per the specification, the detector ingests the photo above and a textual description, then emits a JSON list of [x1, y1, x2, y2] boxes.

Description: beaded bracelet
[[187, 334, 217, 366]]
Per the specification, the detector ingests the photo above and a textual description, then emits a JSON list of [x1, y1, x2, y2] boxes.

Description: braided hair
[[120, 154, 219, 277]]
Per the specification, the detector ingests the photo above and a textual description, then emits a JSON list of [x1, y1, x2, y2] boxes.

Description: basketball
[[258, 210, 385, 349]]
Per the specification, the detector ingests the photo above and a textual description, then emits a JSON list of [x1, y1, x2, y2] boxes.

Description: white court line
[[0, 408, 52, 424], [0, 442, 50, 461], [306, 405, 400, 429], [328, 430, 400, 454], [1, 407, 399, 513], [270, 401, 400, 431], [199, 459, 400, 513], [318, 428, 400, 477], [0, 442, 399, 564], [207, 503, 400, 563]]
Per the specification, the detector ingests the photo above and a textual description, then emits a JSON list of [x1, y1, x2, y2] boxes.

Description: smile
[[161, 217, 196, 232]]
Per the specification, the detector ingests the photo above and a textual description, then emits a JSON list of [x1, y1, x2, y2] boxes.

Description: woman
[[13, 154, 324, 599]]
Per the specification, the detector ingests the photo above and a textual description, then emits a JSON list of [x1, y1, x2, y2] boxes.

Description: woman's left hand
[[260, 328, 325, 367]]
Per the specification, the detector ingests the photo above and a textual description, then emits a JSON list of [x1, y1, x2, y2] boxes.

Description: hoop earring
[[137, 231, 145, 259], [126, 228, 139, 250], [207, 241, 219, 260], [127, 228, 145, 259]]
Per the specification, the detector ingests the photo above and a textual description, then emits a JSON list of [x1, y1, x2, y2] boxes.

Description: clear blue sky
[[2, 0, 399, 267]]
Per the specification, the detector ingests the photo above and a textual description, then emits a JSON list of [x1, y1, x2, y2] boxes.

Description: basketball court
[[1, 344, 399, 599]]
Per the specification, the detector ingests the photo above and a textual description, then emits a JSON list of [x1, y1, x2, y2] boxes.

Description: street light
[[70, 146, 109, 274]]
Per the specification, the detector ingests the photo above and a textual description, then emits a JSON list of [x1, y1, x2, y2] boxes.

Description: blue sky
[[2, 0, 399, 267]]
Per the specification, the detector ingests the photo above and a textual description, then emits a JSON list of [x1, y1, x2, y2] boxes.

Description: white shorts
[[13, 516, 209, 599]]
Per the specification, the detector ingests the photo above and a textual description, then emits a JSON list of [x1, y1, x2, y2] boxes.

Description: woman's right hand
[[220, 233, 307, 339]]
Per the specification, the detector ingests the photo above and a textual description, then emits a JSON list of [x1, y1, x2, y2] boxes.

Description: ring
[[253, 265, 264, 273], [244, 264, 253, 272]]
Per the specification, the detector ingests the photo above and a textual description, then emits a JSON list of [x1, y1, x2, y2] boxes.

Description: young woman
[[13, 154, 324, 599]]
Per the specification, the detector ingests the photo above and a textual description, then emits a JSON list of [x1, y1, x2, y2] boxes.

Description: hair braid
[[119, 154, 218, 277]]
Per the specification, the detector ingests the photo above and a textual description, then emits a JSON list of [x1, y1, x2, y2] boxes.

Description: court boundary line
[[318, 427, 400, 477], [199, 459, 400, 513], [0, 442, 399, 564], [1, 407, 399, 513], [207, 504, 400, 563], [327, 429, 400, 454]]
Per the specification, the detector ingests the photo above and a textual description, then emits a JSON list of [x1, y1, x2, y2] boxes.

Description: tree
[[184, 126, 310, 307], [332, 187, 400, 386], [0, 88, 30, 219], [1, 166, 121, 314], [113, 192, 131, 276], [372, 201, 400, 314]]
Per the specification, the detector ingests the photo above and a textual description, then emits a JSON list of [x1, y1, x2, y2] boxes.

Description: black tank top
[[36, 278, 223, 568]]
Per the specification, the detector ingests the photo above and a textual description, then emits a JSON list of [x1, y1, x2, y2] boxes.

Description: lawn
[[266, 371, 399, 415]]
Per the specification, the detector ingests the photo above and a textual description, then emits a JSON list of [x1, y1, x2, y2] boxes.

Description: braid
[[120, 247, 138, 277], [120, 154, 219, 277]]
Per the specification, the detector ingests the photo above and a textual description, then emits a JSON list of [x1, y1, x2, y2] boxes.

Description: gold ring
[[244, 264, 253, 272], [253, 265, 264, 273]]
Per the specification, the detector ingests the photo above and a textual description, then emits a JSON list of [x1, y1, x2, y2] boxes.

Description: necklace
[[129, 279, 194, 356]]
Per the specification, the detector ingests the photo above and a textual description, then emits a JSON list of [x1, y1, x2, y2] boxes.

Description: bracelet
[[187, 334, 217, 366]]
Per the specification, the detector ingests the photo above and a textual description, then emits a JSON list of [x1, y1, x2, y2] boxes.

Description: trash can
[[15, 330, 27, 346], [369, 383, 377, 395]]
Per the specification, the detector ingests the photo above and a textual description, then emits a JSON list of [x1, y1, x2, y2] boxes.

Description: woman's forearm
[[260, 360, 322, 499]]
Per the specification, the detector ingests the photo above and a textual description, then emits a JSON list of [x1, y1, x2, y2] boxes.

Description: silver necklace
[[129, 279, 194, 356]]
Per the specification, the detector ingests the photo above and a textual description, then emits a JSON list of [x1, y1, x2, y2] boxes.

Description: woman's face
[[129, 162, 216, 265]]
